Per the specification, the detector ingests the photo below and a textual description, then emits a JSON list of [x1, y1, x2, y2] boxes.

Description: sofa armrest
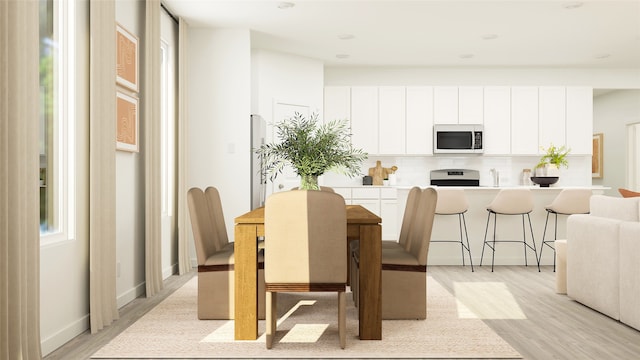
[[567, 214, 621, 320], [590, 195, 640, 222]]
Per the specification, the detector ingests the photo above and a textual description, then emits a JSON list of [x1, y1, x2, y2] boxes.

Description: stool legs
[[432, 212, 474, 271], [480, 211, 540, 272], [539, 210, 558, 271]]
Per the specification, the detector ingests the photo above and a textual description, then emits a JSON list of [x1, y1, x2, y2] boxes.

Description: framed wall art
[[592, 133, 603, 178], [116, 91, 139, 152], [116, 23, 138, 92]]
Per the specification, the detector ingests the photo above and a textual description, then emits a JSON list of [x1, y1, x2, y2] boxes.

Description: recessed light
[[594, 53, 610, 59], [563, 2, 583, 9], [277, 2, 295, 9], [338, 34, 355, 40], [481, 34, 498, 40], [336, 54, 350, 59], [459, 54, 474, 59]]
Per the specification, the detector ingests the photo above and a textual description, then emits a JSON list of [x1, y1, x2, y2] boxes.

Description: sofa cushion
[[589, 195, 640, 222], [619, 221, 640, 331], [567, 214, 621, 320]]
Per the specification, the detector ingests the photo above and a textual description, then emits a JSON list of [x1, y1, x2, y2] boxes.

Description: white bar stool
[[480, 188, 539, 272], [433, 188, 474, 271], [539, 189, 591, 271]]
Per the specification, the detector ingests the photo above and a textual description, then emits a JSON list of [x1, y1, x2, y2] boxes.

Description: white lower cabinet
[[336, 187, 398, 241]]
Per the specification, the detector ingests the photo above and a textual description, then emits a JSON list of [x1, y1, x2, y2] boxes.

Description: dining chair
[[187, 187, 265, 320], [350, 186, 421, 305], [264, 190, 347, 349], [353, 188, 436, 319]]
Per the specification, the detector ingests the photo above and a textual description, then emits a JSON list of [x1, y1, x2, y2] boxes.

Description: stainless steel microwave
[[433, 124, 484, 154]]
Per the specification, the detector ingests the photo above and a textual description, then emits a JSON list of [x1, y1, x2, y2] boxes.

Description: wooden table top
[[235, 204, 381, 224]]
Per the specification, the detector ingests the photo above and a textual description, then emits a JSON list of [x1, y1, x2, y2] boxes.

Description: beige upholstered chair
[[432, 188, 474, 271], [354, 188, 436, 319], [264, 190, 347, 349], [350, 186, 422, 305], [480, 188, 539, 272], [539, 188, 591, 271], [187, 187, 265, 320]]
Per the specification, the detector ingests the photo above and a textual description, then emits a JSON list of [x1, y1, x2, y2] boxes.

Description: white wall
[[187, 28, 252, 245], [593, 90, 640, 196], [115, 0, 146, 309]]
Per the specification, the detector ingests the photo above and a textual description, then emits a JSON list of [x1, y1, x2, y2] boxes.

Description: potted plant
[[535, 143, 570, 176], [256, 112, 367, 190]]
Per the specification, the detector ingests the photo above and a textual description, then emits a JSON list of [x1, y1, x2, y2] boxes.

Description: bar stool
[[432, 188, 474, 271], [539, 189, 591, 271], [480, 188, 539, 272]]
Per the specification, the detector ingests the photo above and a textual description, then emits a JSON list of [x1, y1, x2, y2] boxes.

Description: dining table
[[233, 204, 382, 341]]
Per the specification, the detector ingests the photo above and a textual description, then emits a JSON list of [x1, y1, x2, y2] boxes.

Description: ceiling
[[163, 0, 640, 68]]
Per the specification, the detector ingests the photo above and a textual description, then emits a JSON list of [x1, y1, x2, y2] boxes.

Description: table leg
[[358, 224, 382, 340], [234, 224, 258, 340]]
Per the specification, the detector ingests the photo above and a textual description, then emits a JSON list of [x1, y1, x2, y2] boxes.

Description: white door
[[268, 101, 310, 195]]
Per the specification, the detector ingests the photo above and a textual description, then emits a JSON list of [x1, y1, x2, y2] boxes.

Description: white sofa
[[566, 195, 640, 331]]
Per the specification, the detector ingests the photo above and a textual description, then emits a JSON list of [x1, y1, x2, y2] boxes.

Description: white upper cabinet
[[483, 87, 511, 155], [458, 86, 484, 124], [406, 86, 434, 155], [378, 87, 406, 154], [538, 86, 567, 153], [433, 87, 459, 124], [323, 86, 351, 123], [350, 86, 379, 155], [566, 87, 593, 155], [511, 87, 539, 155]]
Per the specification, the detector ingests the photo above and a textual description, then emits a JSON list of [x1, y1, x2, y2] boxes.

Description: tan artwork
[[592, 133, 603, 178], [116, 92, 138, 152], [116, 23, 138, 92]]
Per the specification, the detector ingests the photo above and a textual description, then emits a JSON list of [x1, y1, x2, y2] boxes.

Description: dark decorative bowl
[[531, 176, 559, 187]]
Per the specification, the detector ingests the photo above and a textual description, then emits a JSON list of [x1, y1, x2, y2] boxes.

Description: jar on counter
[[522, 169, 532, 186]]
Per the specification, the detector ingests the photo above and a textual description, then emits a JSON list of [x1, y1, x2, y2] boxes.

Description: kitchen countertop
[[331, 185, 610, 191]]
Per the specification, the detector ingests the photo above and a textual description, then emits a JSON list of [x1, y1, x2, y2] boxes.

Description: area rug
[[92, 276, 521, 359]]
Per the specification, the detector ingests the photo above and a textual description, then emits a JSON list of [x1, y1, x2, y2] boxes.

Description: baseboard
[[40, 314, 90, 357], [163, 263, 178, 279], [117, 282, 146, 308]]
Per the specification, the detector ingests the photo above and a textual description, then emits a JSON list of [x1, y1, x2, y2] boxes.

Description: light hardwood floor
[[44, 266, 640, 360]]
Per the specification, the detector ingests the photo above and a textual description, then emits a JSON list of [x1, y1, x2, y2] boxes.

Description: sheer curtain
[[144, 0, 163, 298], [177, 17, 192, 274], [89, 0, 119, 333], [0, 0, 42, 358]]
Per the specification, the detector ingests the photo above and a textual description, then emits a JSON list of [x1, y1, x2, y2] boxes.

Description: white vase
[[546, 164, 560, 177]]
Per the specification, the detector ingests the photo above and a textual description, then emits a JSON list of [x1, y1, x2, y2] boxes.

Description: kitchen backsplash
[[322, 155, 592, 188]]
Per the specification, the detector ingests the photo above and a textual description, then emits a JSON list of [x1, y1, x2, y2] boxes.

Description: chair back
[[407, 188, 438, 265], [435, 188, 469, 215], [397, 187, 422, 251], [546, 188, 591, 214], [187, 187, 218, 265], [265, 190, 347, 284], [205, 186, 230, 249], [487, 188, 534, 214]]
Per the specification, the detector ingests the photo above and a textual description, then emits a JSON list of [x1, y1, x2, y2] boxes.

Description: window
[[39, 0, 74, 242]]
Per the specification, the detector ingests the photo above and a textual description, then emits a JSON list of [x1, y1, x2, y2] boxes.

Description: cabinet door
[[538, 86, 566, 153], [324, 86, 351, 123], [381, 199, 398, 240], [406, 86, 434, 155], [378, 86, 406, 154], [433, 87, 458, 124], [458, 86, 484, 124], [511, 87, 539, 154], [483, 87, 511, 154], [351, 87, 379, 154], [566, 87, 593, 155]]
